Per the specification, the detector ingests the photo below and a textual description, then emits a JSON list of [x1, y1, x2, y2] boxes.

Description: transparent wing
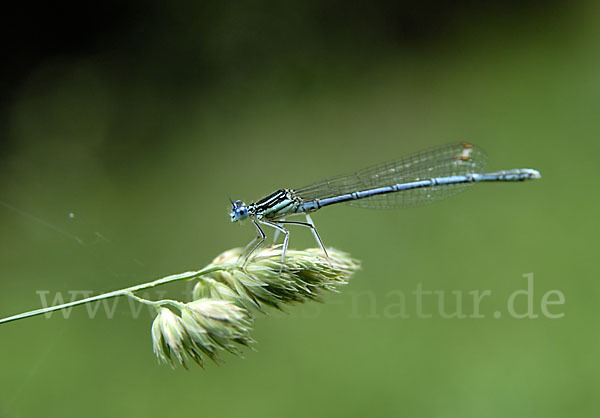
[[294, 142, 488, 209]]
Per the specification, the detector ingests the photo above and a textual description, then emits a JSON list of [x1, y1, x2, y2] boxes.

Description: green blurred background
[[0, 1, 597, 417]]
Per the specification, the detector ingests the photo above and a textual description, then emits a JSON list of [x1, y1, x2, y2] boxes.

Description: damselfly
[[229, 142, 541, 263]]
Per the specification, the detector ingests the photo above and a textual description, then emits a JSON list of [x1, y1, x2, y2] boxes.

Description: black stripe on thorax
[[255, 189, 288, 210]]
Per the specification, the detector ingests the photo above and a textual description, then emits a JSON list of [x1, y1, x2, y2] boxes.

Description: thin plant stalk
[[0, 265, 234, 325]]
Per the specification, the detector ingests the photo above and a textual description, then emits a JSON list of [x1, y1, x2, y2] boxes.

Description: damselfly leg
[[242, 218, 290, 268], [274, 214, 329, 259], [242, 214, 329, 269], [242, 218, 266, 264], [272, 218, 284, 243], [259, 219, 289, 271]]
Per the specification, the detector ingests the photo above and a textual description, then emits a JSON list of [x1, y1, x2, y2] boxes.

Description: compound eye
[[237, 207, 247, 216]]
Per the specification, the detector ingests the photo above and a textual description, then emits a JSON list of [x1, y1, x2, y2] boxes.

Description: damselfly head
[[230, 200, 249, 222]]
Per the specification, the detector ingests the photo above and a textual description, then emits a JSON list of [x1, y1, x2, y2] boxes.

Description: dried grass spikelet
[[152, 300, 252, 369], [194, 246, 360, 311], [152, 246, 359, 369]]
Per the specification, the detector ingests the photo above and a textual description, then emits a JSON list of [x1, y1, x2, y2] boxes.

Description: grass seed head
[[152, 246, 359, 369]]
